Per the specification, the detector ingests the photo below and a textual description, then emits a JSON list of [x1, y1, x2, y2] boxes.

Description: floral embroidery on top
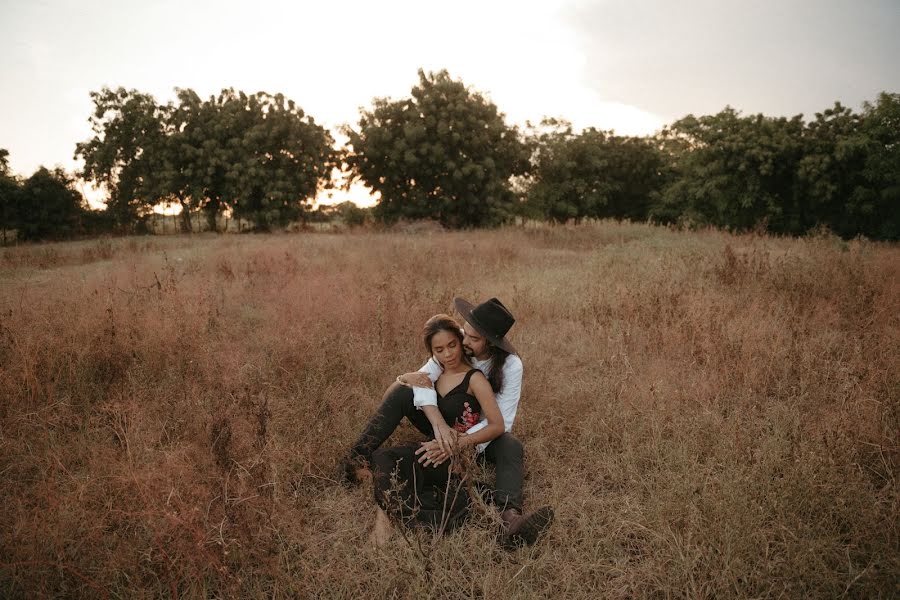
[[454, 401, 480, 433]]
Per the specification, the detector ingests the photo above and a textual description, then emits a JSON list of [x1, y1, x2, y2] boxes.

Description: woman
[[370, 314, 505, 545]]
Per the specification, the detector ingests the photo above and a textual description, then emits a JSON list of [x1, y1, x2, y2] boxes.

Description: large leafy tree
[[177, 88, 241, 232], [75, 88, 167, 230], [166, 89, 336, 231], [653, 108, 806, 233], [77, 87, 335, 232], [526, 120, 606, 223], [344, 69, 529, 228], [527, 120, 665, 223], [858, 92, 900, 240], [150, 88, 250, 233], [225, 91, 336, 230], [152, 89, 205, 233], [796, 102, 870, 237], [78, 88, 207, 234]]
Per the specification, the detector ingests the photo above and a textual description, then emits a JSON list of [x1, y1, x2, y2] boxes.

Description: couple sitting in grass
[[343, 297, 553, 548]]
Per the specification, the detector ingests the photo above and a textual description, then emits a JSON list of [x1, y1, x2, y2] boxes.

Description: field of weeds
[[0, 222, 897, 598]]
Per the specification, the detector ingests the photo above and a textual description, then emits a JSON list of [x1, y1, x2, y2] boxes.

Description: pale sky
[[1, 0, 898, 207]]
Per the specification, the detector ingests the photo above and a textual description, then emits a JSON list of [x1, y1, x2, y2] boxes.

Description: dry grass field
[[0, 222, 897, 598]]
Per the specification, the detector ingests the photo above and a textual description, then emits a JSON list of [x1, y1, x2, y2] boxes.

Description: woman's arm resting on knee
[[420, 405, 455, 454]]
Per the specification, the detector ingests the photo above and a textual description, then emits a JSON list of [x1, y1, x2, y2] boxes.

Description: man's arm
[[492, 354, 524, 433], [412, 357, 443, 408]]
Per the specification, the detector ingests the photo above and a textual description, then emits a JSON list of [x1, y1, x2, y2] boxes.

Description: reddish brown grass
[[1, 223, 897, 598]]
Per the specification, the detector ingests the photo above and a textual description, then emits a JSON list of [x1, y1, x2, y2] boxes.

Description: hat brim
[[453, 297, 517, 355]]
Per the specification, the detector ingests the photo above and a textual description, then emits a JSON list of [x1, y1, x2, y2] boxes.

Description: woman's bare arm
[[456, 372, 504, 449], [419, 405, 456, 454]]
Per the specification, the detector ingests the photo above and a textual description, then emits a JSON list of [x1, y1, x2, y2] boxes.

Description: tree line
[[1, 70, 897, 242], [0, 150, 114, 244]]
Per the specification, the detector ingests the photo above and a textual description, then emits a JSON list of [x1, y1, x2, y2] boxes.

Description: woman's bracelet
[[396, 375, 408, 386]]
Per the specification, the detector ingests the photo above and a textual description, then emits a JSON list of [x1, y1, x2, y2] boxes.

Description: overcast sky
[[1, 0, 897, 205]]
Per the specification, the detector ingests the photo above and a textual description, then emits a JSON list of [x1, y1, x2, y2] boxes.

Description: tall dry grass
[[0, 223, 897, 598]]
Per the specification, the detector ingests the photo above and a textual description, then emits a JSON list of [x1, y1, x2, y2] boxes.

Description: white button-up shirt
[[412, 354, 524, 454]]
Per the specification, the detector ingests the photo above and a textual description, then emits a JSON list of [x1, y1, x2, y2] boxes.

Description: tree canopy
[[650, 94, 900, 239], [0, 157, 95, 243], [653, 108, 806, 232], [4, 78, 897, 242], [75, 87, 336, 232], [17, 167, 86, 240], [526, 120, 667, 223], [75, 88, 165, 229], [343, 69, 529, 228]]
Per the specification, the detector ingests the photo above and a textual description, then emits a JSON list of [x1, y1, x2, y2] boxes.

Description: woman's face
[[430, 329, 463, 369]]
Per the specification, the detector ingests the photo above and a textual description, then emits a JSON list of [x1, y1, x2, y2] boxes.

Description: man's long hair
[[487, 344, 510, 393]]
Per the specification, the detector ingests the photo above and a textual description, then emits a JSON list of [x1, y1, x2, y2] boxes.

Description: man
[[345, 297, 553, 548]]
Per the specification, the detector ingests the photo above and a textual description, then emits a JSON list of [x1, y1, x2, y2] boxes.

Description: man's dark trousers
[[350, 381, 525, 511]]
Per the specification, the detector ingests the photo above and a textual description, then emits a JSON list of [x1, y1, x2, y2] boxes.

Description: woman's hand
[[432, 421, 457, 455], [397, 372, 434, 388], [415, 440, 450, 467]]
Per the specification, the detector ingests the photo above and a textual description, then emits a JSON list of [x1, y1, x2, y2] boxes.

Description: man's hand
[[415, 440, 450, 468], [398, 372, 434, 388]]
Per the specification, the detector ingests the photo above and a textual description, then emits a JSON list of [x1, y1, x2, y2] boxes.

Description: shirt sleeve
[[471, 355, 524, 454], [412, 357, 442, 409]]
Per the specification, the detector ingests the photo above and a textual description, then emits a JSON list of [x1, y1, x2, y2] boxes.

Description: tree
[[796, 102, 870, 237], [224, 91, 336, 230], [76, 87, 336, 232], [0, 149, 21, 244], [858, 92, 900, 240], [175, 88, 240, 232], [75, 88, 168, 231], [526, 120, 665, 223], [154, 89, 205, 233], [653, 108, 806, 233], [308, 201, 371, 227], [332, 201, 371, 227], [16, 167, 86, 240], [525, 120, 603, 223], [344, 69, 529, 228]]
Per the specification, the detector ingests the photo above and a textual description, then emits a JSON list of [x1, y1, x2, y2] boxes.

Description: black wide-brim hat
[[453, 297, 517, 355]]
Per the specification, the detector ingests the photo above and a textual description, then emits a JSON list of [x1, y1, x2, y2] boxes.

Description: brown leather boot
[[500, 507, 554, 549]]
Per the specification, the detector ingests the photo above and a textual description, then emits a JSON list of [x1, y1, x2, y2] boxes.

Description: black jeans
[[350, 381, 525, 511]]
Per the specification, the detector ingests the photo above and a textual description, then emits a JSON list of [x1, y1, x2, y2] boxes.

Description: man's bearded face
[[462, 322, 488, 359]]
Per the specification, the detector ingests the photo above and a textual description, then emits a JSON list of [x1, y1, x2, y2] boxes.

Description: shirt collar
[[473, 355, 493, 372]]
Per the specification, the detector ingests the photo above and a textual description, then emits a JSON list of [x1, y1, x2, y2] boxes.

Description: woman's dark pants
[[349, 381, 525, 511]]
